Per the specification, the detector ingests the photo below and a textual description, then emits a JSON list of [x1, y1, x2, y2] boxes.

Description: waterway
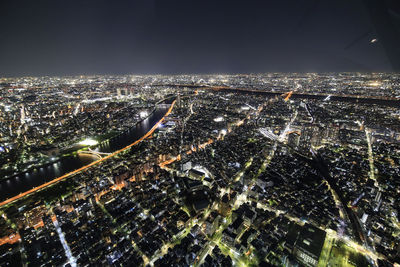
[[0, 101, 172, 203]]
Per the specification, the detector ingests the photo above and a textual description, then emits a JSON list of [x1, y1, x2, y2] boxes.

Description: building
[[188, 169, 206, 180], [285, 223, 326, 267]]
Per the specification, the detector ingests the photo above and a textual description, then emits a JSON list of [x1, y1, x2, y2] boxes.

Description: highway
[[0, 100, 176, 208]]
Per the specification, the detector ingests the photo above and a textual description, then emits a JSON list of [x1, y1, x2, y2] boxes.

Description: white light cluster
[[78, 138, 98, 146]]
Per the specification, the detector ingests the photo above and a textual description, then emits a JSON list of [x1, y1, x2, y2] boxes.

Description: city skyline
[[1, 1, 400, 266], [0, 73, 399, 266]]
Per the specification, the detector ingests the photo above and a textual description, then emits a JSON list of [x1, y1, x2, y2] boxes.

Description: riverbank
[[0, 100, 176, 207], [0, 98, 174, 183]]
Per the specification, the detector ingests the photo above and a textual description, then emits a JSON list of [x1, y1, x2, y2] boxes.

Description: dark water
[[96, 106, 169, 153], [0, 104, 171, 202]]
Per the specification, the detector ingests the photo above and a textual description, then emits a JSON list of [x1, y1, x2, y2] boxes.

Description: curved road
[[0, 100, 176, 208]]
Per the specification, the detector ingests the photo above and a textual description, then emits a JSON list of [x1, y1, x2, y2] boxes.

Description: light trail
[[0, 101, 176, 208]]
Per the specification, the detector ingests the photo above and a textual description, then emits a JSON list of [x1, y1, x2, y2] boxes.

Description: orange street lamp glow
[[0, 101, 176, 208]]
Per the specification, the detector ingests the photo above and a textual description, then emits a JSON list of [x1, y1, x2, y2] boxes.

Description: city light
[[214, 116, 224, 122], [140, 110, 149, 118], [78, 138, 98, 146], [1, 73, 399, 267], [368, 81, 381, 87]]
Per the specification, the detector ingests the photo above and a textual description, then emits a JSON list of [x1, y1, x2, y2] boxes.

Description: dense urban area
[[0, 73, 400, 267]]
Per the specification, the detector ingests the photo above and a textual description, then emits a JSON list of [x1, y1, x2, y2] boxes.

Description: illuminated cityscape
[[2, 0, 400, 265], [0, 74, 399, 266]]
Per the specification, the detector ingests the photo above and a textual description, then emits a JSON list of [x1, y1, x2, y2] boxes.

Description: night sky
[[0, 0, 399, 76]]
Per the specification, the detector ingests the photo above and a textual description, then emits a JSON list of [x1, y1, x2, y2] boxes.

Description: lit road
[[158, 98, 384, 265], [0, 101, 176, 208], [364, 127, 378, 186], [53, 219, 77, 267], [157, 101, 263, 266]]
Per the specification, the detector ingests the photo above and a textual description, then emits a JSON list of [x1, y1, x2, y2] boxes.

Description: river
[[0, 102, 172, 203]]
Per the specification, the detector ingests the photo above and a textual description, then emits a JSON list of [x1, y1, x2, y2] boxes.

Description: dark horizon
[[1, 0, 399, 77]]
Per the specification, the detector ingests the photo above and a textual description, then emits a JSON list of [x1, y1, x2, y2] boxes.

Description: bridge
[[157, 103, 171, 108], [0, 100, 177, 208], [78, 148, 111, 159]]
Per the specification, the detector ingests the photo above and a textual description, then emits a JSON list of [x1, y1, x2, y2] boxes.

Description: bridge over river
[[0, 98, 175, 206]]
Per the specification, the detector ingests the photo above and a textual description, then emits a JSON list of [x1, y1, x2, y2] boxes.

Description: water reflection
[[0, 106, 170, 202]]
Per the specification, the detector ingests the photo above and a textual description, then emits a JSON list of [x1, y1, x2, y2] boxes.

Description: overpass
[[0, 100, 176, 208], [78, 149, 111, 159]]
